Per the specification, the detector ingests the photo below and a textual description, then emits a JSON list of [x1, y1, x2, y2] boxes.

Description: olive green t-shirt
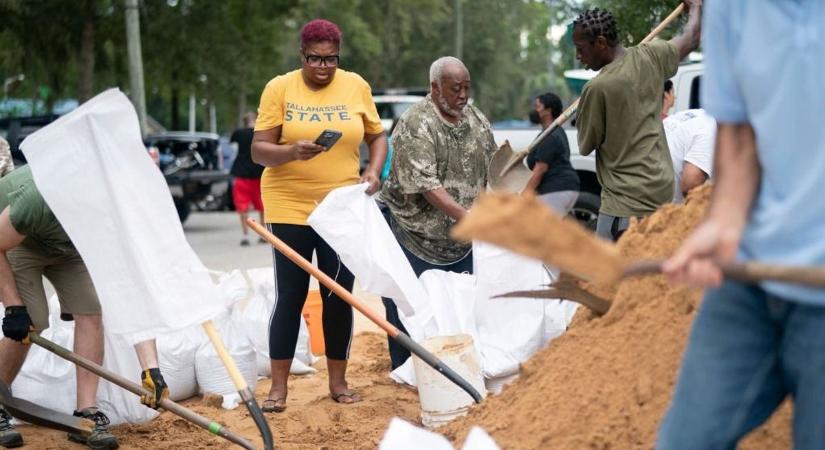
[[577, 39, 680, 217], [0, 165, 75, 256]]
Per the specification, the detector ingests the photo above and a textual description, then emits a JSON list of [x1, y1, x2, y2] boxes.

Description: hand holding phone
[[291, 140, 325, 161], [314, 129, 343, 151]]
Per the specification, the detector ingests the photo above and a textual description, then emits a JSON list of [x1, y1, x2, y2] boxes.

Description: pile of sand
[[444, 185, 792, 449]]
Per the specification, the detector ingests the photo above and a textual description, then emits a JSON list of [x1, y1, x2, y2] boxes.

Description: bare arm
[[680, 161, 709, 198], [0, 207, 26, 307], [251, 127, 323, 167], [359, 132, 389, 195], [664, 123, 760, 286], [670, 0, 703, 60], [133, 339, 160, 370], [423, 188, 467, 222], [523, 162, 549, 195]]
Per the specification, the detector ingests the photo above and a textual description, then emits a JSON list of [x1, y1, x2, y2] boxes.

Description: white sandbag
[[473, 242, 558, 379], [307, 183, 429, 321], [22, 89, 227, 345], [379, 418, 501, 450], [390, 271, 478, 386], [242, 267, 317, 376], [195, 319, 257, 397], [379, 418, 455, 450], [13, 295, 157, 425], [157, 326, 204, 401], [97, 333, 160, 425], [11, 316, 76, 415]]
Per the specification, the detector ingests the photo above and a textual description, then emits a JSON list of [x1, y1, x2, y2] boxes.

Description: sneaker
[[240, 238, 250, 246], [0, 406, 23, 448], [67, 408, 118, 450]]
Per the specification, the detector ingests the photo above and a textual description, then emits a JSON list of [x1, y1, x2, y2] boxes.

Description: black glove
[[2, 306, 33, 342], [140, 368, 169, 409]]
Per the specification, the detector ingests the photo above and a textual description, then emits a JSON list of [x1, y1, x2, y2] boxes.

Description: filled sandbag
[[194, 318, 257, 396], [157, 326, 205, 401], [12, 295, 158, 425]]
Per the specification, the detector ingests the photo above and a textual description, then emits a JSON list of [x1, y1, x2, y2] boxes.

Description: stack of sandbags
[[12, 295, 158, 425], [240, 267, 318, 377]]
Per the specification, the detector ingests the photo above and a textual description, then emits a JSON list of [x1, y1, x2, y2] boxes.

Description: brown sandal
[[330, 391, 362, 404], [261, 397, 286, 413]]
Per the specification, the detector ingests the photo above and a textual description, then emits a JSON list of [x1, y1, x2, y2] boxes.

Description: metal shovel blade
[[0, 379, 93, 436], [488, 141, 531, 193]]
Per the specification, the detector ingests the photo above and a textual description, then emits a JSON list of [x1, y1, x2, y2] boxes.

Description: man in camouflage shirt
[[379, 56, 496, 369], [0, 137, 13, 177]]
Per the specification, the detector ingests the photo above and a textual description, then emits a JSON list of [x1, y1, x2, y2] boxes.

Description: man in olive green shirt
[[573, 2, 702, 240], [0, 166, 167, 449], [379, 56, 496, 368]]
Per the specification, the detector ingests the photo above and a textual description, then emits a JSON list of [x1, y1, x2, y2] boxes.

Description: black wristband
[[5, 306, 28, 316]]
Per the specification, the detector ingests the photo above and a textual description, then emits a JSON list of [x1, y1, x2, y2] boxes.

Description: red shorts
[[232, 177, 263, 212]]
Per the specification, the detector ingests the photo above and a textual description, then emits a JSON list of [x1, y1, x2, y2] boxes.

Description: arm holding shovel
[[663, 124, 760, 287]]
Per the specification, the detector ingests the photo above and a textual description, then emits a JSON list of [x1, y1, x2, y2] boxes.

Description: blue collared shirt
[[702, 0, 825, 304]]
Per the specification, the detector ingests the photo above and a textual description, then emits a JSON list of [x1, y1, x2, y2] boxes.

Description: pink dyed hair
[[300, 19, 342, 48]]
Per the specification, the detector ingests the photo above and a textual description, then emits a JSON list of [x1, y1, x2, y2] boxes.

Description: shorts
[[7, 245, 102, 331], [232, 177, 263, 213]]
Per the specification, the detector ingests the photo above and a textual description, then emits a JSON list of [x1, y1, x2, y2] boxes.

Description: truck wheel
[[569, 192, 599, 231], [174, 198, 191, 224]]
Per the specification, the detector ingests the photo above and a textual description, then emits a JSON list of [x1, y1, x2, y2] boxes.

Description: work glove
[[140, 368, 169, 409], [2, 306, 33, 342]]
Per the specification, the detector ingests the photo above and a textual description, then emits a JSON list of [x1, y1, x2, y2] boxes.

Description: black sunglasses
[[303, 54, 340, 67]]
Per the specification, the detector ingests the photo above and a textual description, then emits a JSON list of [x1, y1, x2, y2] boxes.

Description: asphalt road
[[183, 210, 384, 334]]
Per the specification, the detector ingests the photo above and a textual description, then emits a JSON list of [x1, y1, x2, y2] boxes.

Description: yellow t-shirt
[[255, 69, 383, 224]]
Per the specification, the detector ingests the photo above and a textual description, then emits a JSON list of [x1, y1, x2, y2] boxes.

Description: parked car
[[144, 132, 231, 223], [0, 114, 60, 166], [492, 61, 704, 230], [360, 92, 425, 173]]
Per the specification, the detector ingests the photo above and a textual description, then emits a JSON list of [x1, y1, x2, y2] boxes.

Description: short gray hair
[[429, 56, 467, 86]]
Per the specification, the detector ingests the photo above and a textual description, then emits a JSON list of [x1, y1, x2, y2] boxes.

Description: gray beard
[[436, 95, 466, 119]]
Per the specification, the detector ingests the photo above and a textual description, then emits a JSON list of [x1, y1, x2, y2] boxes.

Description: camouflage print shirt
[[380, 94, 496, 264]]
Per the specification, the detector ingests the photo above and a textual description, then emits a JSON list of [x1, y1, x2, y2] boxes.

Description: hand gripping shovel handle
[[202, 320, 275, 450], [247, 219, 484, 404], [498, 2, 687, 178], [27, 333, 260, 450]]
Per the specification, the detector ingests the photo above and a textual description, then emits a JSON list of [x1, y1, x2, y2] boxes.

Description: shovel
[[491, 3, 687, 188], [26, 332, 262, 450], [0, 378, 94, 437], [452, 192, 825, 314], [246, 219, 484, 404]]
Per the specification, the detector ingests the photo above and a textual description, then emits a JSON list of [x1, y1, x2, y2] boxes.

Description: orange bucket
[[302, 290, 325, 356]]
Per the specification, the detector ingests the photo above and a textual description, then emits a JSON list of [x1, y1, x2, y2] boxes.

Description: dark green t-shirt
[[0, 165, 75, 255], [577, 39, 679, 217]]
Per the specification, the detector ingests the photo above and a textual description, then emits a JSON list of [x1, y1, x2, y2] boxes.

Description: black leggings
[[267, 223, 355, 361]]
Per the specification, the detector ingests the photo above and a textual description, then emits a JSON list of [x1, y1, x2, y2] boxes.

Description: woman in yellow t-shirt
[[251, 18, 388, 413]]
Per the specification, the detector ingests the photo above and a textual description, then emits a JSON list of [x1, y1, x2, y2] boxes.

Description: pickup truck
[[491, 62, 704, 229]]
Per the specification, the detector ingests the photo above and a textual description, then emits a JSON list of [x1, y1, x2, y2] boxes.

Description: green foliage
[[1, 0, 592, 128]]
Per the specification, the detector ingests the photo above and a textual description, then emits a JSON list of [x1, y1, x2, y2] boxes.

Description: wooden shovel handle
[[625, 260, 825, 287], [502, 2, 687, 176], [247, 219, 401, 338]]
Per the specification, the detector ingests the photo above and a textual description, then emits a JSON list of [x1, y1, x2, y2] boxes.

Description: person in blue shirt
[[659, 1, 825, 448]]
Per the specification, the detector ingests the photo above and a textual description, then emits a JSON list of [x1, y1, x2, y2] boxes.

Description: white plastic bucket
[[412, 334, 486, 428]]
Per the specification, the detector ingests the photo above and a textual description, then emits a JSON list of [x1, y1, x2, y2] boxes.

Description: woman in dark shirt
[[524, 92, 580, 214]]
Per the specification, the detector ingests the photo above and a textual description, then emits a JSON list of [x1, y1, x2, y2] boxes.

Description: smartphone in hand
[[314, 129, 343, 151]]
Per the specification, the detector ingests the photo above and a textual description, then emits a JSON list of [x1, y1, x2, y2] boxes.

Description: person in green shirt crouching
[[0, 165, 168, 449]]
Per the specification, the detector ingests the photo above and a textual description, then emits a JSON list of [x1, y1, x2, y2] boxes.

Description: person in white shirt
[[663, 108, 716, 203]]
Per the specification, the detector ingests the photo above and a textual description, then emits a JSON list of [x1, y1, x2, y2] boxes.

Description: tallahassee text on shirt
[[285, 102, 351, 122]]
